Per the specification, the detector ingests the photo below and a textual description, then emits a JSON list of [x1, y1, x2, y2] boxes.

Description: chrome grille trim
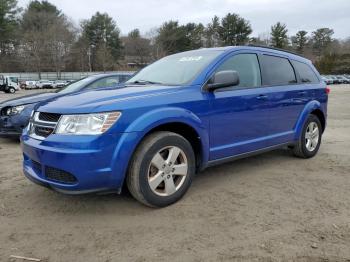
[[28, 112, 61, 140]]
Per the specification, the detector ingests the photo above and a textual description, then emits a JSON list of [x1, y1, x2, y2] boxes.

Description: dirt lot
[[1, 86, 350, 262]]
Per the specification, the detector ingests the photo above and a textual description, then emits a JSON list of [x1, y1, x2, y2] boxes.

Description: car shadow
[[22, 148, 296, 215]]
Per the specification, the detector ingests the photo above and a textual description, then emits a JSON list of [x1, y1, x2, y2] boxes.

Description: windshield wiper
[[128, 80, 163, 85]]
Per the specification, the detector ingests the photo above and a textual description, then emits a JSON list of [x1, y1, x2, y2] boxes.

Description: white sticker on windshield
[[179, 56, 203, 62]]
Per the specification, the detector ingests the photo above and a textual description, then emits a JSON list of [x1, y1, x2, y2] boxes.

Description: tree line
[[0, 0, 349, 76]]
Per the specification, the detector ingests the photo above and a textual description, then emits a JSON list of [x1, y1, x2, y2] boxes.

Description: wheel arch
[[294, 100, 326, 139], [310, 109, 326, 132], [142, 122, 205, 171], [113, 108, 210, 190]]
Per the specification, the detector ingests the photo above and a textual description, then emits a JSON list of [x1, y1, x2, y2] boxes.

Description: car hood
[[0, 92, 58, 108], [37, 85, 187, 114]]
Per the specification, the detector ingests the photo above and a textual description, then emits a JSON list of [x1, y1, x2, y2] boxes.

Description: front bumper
[[21, 131, 140, 194], [0, 106, 33, 137], [0, 115, 26, 137]]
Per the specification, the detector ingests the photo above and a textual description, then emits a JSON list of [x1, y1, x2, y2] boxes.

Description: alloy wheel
[[147, 146, 188, 197], [305, 122, 319, 152]]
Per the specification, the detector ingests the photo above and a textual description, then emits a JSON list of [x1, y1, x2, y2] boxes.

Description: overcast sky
[[18, 0, 350, 39]]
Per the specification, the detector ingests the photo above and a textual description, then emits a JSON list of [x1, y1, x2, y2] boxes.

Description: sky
[[17, 0, 350, 39]]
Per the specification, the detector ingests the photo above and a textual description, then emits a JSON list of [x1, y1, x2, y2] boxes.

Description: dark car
[[21, 46, 328, 207], [0, 73, 133, 137], [329, 76, 341, 84]]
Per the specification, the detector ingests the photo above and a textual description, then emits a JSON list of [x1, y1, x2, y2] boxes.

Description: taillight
[[325, 87, 330, 95]]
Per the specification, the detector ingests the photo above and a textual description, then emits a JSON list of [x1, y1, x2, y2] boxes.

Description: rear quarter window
[[261, 55, 297, 86], [292, 60, 320, 84]]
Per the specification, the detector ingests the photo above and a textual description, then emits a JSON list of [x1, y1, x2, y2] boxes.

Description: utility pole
[[88, 44, 94, 72]]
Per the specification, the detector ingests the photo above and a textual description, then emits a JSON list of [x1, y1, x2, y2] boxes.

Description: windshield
[[57, 77, 95, 94], [126, 50, 223, 86]]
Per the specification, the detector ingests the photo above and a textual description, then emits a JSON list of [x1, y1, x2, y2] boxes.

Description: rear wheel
[[127, 131, 195, 207], [293, 114, 322, 158]]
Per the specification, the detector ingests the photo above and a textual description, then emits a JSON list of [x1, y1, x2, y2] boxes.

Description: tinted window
[[261, 55, 296, 86], [292, 60, 319, 84], [216, 54, 261, 88]]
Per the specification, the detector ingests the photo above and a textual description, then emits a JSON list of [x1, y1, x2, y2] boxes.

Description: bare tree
[[20, 2, 75, 77], [123, 29, 151, 66]]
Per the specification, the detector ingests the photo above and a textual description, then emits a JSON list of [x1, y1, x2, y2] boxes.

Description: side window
[[105, 77, 119, 86], [86, 76, 119, 90], [119, 75, 131, 83], [261, 55, 297, 86], [292, 60, 319, 84], [216, 54, 261, 88]]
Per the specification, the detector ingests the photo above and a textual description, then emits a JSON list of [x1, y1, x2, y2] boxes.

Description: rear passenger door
[[259, 54, 314, 146]]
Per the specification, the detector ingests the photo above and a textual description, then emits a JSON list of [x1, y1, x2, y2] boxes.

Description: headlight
[[55, 112, 121, 135], [6, 105, 26, 116]]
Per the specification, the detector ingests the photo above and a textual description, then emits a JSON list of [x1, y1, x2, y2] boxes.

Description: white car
[[36, 80, 54, 89], [24, 81, 37, 89]]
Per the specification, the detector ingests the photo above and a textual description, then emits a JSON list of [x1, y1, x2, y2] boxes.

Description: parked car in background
[[65, 80, 75, 84], [336, 75, 350, 84], [328, 76, 340, 84], [21, 46, 328, 207], [52, 80, 68, 88], [0, 75, 20, 93], [23, 81, 37, 89], [20, 81, 26, 89], [36, 80, 54, 89], [0, 73, 133, 137], [322, 76, 333, 85]]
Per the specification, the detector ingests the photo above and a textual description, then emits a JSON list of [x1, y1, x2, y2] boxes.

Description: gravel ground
[[0, 85, 350, 262]]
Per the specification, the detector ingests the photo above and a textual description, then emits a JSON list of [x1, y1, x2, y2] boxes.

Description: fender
[[110, 107, 210, 186], [126, 107, 209, 162], [294, 100, 324, 140]]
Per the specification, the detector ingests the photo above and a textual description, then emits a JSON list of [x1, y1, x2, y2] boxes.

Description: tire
[[293, 114, 322, 158], [9, 87, 15, 94], [127, 131, 196, 207]]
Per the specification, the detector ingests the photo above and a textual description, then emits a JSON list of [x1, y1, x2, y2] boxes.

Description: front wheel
[[8, 87, 16, 94], [127, 131, 195, 207], [293, 114, 322, 158]]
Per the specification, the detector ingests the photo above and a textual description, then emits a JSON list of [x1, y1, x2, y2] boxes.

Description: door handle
[[298, 91, 307, 96], [256, 94, 268, 100]]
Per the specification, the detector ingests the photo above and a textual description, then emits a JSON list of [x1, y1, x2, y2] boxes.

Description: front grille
[[29, 112, 59, 139], [31, 160, 42, 174], [34, 126, 54, 138], [38, 112, 61, 122], [45, 166, 77, 184]]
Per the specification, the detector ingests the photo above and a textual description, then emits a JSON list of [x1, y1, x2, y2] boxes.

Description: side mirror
[[206, 70, 240, 91]]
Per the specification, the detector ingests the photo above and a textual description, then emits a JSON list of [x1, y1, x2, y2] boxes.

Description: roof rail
[[245, 44, 302, 57]]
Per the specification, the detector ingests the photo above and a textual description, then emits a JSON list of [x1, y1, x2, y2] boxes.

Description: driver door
[[208, 53, 272, 160]]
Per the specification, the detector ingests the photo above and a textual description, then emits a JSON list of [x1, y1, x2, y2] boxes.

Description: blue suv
[[21, 46, 328, 207]]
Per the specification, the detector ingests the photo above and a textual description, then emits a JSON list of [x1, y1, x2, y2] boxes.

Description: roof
[[199, 45, 311, 63]]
